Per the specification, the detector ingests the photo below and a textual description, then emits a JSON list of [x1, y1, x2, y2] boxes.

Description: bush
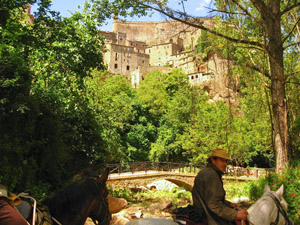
[[108, 185, 136, 203], [248, 166, 300, 223]]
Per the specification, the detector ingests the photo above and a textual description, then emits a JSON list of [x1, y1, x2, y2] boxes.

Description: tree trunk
[[266, 1, 289, 169]]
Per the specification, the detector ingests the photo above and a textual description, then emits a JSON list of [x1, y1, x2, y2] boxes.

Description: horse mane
[[43, 177, 103, 220]]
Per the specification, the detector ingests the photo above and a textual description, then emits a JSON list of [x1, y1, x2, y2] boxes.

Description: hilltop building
[[100, 18, 234, 101], [24, 4, 34, 24]]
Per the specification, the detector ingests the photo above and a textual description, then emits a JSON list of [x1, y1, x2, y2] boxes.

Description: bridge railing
[[107, 161, 204, 175], [107, 161, 275, 178]]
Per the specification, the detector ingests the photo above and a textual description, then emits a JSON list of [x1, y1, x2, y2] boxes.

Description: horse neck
[[247, 195, 278, 225], [53, 199, 93, 225]]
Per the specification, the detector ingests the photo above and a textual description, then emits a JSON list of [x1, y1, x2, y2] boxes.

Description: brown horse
[[43, 168, 111, 225]]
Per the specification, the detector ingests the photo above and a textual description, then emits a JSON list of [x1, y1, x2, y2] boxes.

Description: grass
[[223, 180, 251, 202], [109, 180, 250, 208]]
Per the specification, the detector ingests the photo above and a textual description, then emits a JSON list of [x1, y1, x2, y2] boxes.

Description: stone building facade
[[99, 30, 150, 80], [100, 17, 232, 93]]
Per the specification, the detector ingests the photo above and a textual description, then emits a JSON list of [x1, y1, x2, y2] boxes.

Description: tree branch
[[284, 41, 300, 49], [236, 44, 264, 52], [239, 54, 271, 79], [250, 0, 274, 20], [245, 62, 270, 79], [208, 8, 247, 17], [282, 16, 300, 44], [231, 0, 268, 35], [138, 1, 264, 48], [285, 70, 300, 78], [281, 3, 300, 15], [285, 81, 300, 85]]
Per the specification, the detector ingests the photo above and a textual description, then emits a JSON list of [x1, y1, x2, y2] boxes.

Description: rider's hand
[[230, 202, 238, 208], [236, 210, 248, 221]]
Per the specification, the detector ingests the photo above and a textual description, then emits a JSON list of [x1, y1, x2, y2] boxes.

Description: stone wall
[[105, 43, 150, 78], [112, 18, 213, 48]]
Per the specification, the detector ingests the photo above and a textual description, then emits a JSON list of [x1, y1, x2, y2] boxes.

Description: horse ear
[[276, 184, 284, 196], [98, 167, 109, 184], [264, 183, 271, 192]]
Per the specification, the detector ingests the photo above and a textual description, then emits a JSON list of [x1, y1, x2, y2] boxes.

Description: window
[[127, 65, 130, 70], [191, 76, 194, 80], [114, 64, 118, 69]]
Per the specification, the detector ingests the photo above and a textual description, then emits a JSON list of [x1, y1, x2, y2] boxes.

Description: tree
[[138, 69, 192, 162], [0, 0, 107, 193], [89, 0, 300, 169]]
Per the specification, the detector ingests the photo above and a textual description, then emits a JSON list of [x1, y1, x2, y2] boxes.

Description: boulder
[[123, 207, 144, 219], [108, 195, 128, 214], [130, 186, 148, 193], [160, 200, 173, 210], [110, 214, 130, 225]]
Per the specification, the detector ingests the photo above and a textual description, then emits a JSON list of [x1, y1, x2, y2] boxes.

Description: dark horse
[[43, 168, 111, 225]]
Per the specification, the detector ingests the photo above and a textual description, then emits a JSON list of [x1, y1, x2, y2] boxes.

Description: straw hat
[[0, 184, 8, 197], [210, 148, 232, 161]]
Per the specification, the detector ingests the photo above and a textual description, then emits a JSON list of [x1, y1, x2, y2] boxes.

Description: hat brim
[[210, 155, 232, 161]]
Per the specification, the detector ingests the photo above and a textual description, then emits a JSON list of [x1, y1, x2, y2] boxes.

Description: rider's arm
[[204, 173, 238, 221]]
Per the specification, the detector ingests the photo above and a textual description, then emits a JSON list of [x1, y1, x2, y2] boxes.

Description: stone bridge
[[107, 168, 267, 192], [107, 171, 196, 191]]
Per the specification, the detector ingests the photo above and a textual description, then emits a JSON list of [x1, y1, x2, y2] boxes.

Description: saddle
[[15, 193, 53, 225], [236, 220, 249, 225], [173, 205, 207, 225]]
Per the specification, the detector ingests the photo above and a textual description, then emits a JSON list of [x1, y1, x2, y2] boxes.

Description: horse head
[[247, 184, 293, 225], [90, 168, 111, 225], [43, 168, 111, 225]]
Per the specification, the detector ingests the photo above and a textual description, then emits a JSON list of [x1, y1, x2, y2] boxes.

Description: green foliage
[[223, 181, 250, 202], [109, 185, 192, 208], [249, 166, 300, 223], [195, 30, 212, 58], [108, 185, 135, 203], [85, 71, 153, 162], [0, 0, 106, 195]]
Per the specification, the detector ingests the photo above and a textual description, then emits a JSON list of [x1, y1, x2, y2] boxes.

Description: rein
[[89, 179, 109, 225], [92, 198, 109, 225], [265, 193, 293, 225]]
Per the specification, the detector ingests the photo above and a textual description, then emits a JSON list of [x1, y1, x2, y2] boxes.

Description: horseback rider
[[192, 148, 248, 225], [0, 183, 29, 225]]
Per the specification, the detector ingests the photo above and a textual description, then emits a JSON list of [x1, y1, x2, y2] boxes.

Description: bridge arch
[[164, 178, 193, 191], [107, 172, 195, 191]]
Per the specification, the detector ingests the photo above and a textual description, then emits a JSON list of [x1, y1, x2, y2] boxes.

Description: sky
[[31, 0, 215, 31]]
